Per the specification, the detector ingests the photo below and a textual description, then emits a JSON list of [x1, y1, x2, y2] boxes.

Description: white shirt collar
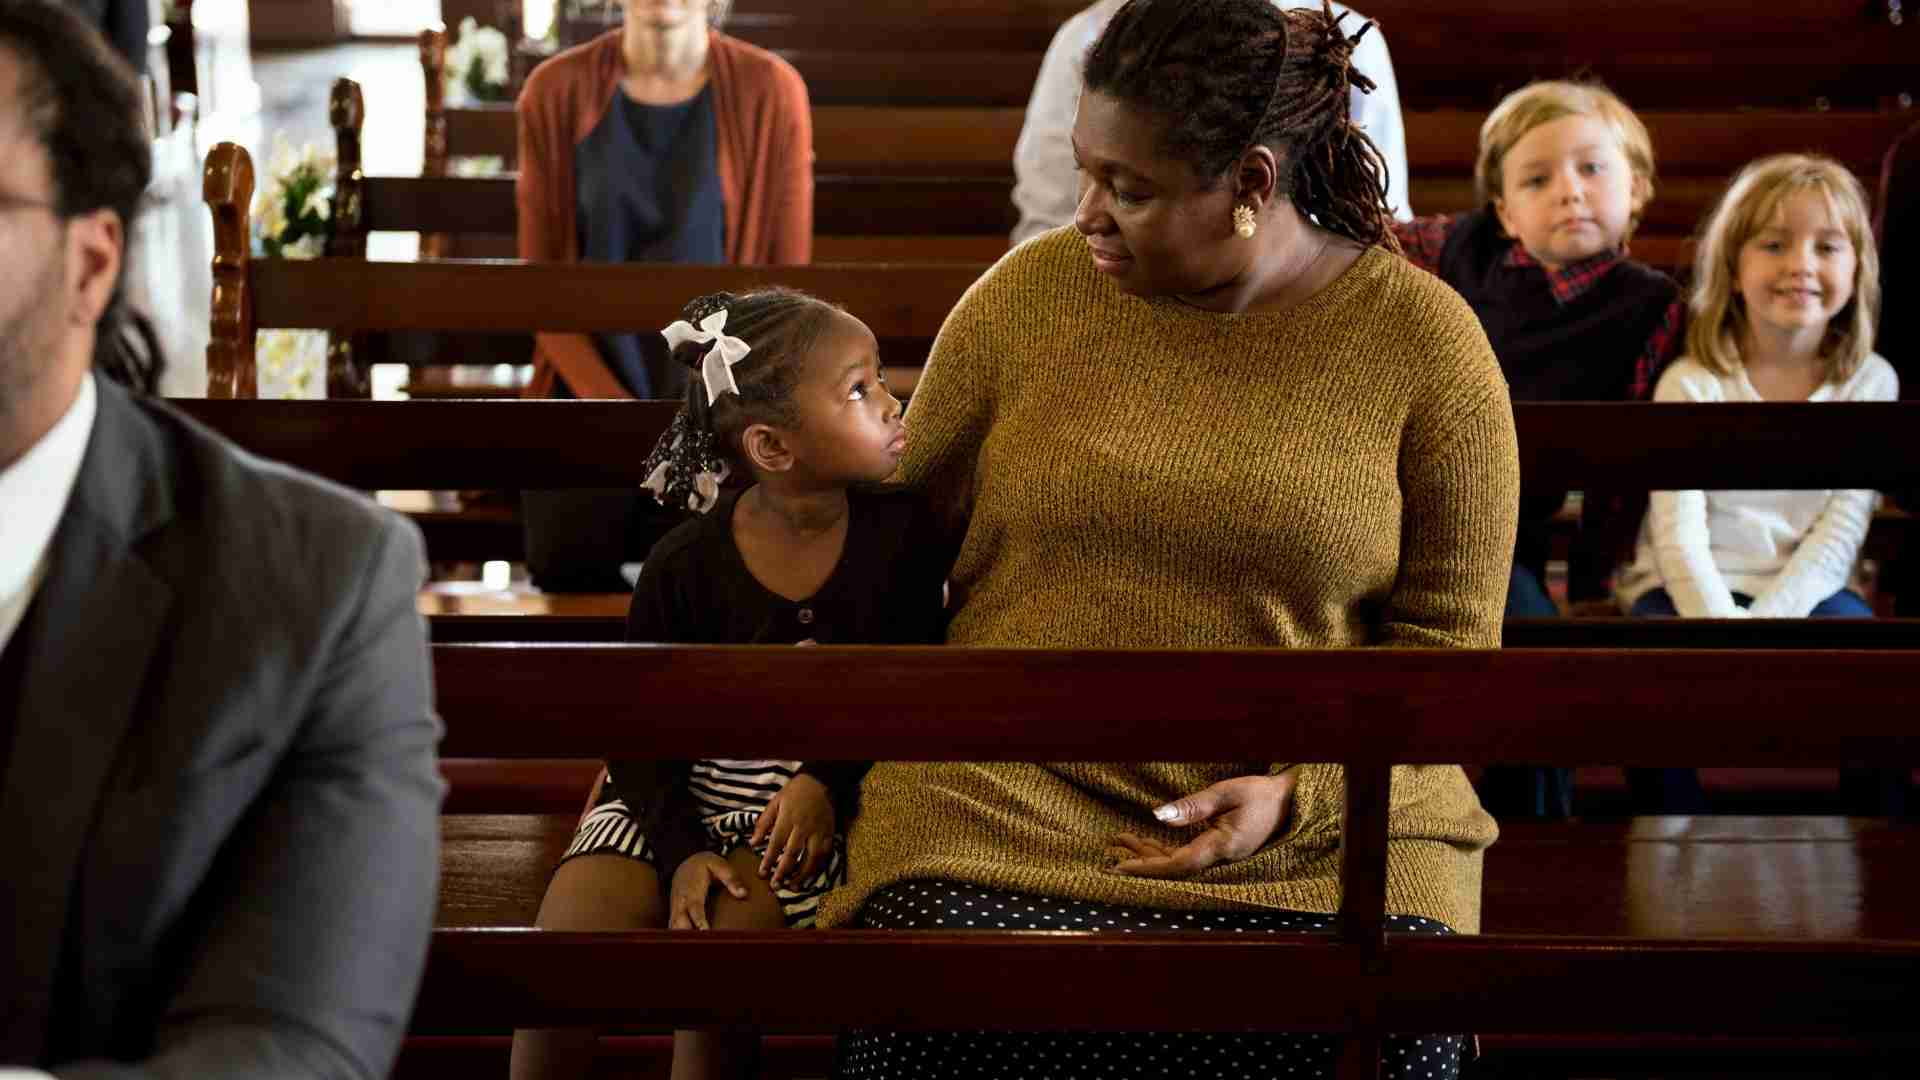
[[0, 373, 98, 652]]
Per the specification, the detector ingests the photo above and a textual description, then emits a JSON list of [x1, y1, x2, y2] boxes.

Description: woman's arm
[[1109, 772, 1298, 879], [893, 258, 1010, 540], [762, 60, 814, 265], [1381, 389, 1519, 648], [516, 68, 632, 399]]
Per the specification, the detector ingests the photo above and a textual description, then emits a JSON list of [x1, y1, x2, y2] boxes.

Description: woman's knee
[[535, 854, 665, 930]]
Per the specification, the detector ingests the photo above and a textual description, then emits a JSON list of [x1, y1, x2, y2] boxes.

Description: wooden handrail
[[168, 398, 1920, 492], [242, 258, 981, 336], [415, 99, 1912, 177], [422, 612, 1920, 647], [339, 170, 1727, 242], [426, 644, 1920, 764], [415, 929, 1920, 1035]]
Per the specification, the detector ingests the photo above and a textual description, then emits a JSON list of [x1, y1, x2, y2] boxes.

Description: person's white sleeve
[[1745, 361, 1900, 616], [1645, 365, 1749, 617], [1347, 19, 1410, 221], [1743, 489, 1879, 617], [1010, 13, 1098, 246]]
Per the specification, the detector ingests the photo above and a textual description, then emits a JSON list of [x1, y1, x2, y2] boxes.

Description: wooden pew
[[170, 391, 1920, 568], [168, 391, 1920, 827], [205, 137, 980, 396], [407, 643, 1920, 1079], [409, 809, 1920, 1077], [539, 1, 1915, 109], [172, 397, 1920, 492], [401, 87, 1910, 272]]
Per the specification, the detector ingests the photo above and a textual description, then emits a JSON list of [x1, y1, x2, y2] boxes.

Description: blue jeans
[[1627, 585, 1880, 814], [1628, 587, 1873, 618], [1479, 566, 1576, 818]]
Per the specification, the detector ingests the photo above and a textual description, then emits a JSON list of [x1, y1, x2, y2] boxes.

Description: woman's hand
[[668, 853, 749, 930], [1108, 772, 1297, 880], [750, 773, 835, 888]]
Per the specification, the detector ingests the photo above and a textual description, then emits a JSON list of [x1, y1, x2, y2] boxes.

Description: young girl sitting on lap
[[510, 288, 949, 1080], [1613, 154, 1898, 812]]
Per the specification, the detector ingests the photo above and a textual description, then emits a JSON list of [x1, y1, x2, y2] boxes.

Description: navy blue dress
[[568, 85, 727, 399], [526, 86, 728, 592]]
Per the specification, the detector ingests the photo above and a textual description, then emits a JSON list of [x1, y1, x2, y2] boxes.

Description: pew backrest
[[412, 642, 1920, 1070]]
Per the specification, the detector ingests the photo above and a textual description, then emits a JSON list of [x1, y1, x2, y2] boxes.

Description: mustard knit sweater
[[819, 228, 1518, 933]]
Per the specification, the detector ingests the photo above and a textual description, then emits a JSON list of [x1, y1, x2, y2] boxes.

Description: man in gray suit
[[0, 4, 443, 1076]]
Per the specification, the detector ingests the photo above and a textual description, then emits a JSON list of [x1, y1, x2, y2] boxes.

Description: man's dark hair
[[1084, 0, 1399, 251], [0, 0, 163, 392]]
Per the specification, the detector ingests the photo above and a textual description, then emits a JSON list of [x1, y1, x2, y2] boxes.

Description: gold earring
[[1233, 204, 1258, 239]]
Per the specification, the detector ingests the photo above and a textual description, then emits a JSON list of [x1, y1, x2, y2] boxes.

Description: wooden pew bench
[[172, 397, 1920, 569], [169, 390, 1920, 826], [401, 810, 1920, 1078], [399, 644, 1920, 1080], [306, 94, 1910, 389], [517, 1, 1916, 109], [408, 92, 1910, 270], [207, 139, 977, 396], [417, 611, 1920, 816]]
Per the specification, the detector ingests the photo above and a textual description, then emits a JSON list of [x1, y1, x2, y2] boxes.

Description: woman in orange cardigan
[[514, 0, 812, 592], [517, 0, 812, 399]]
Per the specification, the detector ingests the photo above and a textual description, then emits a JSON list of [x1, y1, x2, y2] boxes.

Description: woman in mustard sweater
[[821, 2, 1517, 1077]]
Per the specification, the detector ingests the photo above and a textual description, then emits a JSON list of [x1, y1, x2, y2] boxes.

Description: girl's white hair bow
[[661, 309, 753, 406]]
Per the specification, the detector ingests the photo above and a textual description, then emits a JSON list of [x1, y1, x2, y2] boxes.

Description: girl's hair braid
[[639, 287, 843, 511], [1083, 0, 1399, 252]]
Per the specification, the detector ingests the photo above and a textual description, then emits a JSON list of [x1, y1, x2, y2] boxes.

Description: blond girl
[[1616, 154, 1895, 619]]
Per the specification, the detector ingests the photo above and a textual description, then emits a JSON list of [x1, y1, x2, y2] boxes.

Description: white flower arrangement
[[256, 323, 326, 400], [252, 137, 334, 260], [446, 17, 513, 104], [251, 138, 336, 399]]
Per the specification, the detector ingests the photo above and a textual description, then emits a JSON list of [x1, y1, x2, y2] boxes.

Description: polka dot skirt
[[835, 880, 1465, 1080]]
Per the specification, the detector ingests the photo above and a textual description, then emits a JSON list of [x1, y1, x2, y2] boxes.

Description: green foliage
[[466, 55, 512, 103], [256, 155, 331, 259]]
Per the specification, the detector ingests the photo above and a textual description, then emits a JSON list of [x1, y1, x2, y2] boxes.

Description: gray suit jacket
[[0, 379, 444, 1079]]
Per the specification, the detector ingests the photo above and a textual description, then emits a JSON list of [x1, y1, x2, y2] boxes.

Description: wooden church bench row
[[210, 140, 1909, 395], [393, 498, 1909, 568], [378, 84, 1908, 291], [420, 611, 1920, 648], [171, 397, 1920, 494], [433, 809, 1920, 941], [471, 1, 1915, 109], [404, 643, 1920, 1079], [416, 92, 1909, 208], [403, 810, 1920, 1077]]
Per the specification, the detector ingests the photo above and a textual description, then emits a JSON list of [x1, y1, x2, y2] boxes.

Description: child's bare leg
[[510, 854, 665, 1080], [670, 847, 789, 1080]]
